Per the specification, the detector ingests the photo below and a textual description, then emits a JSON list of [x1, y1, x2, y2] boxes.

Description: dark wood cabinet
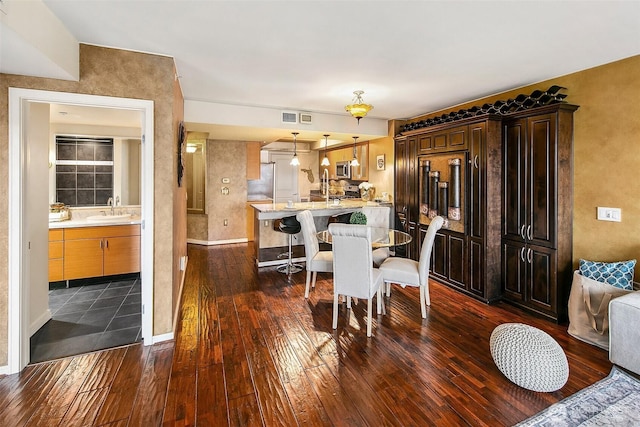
[[501, 104, 578, 322], [395, 116, 502, 303]]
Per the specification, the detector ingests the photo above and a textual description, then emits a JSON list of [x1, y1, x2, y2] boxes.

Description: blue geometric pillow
[[579, 259, 636, 290]]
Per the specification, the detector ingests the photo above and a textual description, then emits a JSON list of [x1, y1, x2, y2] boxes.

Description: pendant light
[[321, 134, 330, 166], [350, 136, 360, 167], [345, 90, 373, 124], [290, 132, 300, 166]]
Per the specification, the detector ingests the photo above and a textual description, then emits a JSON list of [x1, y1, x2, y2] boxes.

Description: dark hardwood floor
[[0, 242, 611, 426]]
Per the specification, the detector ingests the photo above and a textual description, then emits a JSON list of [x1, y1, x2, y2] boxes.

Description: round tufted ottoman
[[490, 323, 569, 392]]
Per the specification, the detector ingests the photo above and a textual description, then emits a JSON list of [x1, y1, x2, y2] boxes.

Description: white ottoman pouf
[[490, 323, 569, 392]]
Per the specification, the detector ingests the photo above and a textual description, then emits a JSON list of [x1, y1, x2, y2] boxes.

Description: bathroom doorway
[[7, 88, 155, 374]]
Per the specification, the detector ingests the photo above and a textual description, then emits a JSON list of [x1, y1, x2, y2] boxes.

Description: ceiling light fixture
[[290, 132, 300, 166], [345, 90, 373, 124], [350, 136, 360, 167], [321, 134, 330, 166]]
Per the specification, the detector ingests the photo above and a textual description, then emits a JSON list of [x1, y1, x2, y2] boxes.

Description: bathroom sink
[[86, 213, 132, 222]]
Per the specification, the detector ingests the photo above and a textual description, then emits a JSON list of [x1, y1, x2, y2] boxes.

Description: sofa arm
[[609, 292, 640, 375]]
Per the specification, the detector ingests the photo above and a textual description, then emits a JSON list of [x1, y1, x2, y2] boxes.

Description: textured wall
[[366, 122, 396, 199], [407, 55, 640, 277], [206, 140, 248, 241], [172, 66, 187, 324], [0, 44, 183, 365]]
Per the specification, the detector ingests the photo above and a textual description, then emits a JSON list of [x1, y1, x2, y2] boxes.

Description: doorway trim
[[7, 88, 155, 374]]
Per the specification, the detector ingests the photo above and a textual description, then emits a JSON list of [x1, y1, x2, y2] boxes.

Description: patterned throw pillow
[[579, 259, 637, 290]]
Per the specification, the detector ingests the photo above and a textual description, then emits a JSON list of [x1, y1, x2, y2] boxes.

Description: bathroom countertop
[[49, 216, 142, 229]]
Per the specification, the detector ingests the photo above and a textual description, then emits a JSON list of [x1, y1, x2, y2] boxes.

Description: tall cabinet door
[[527, 114, 556, 248], [503, 119, 527, 242], [469, 122, 485, 240]]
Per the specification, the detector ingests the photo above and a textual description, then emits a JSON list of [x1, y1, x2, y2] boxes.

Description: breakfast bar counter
[[251, 200, 391, 267]]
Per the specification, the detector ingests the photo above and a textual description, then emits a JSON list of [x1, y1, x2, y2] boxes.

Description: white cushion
[[379, 257, 419, 287], [309, 250, 333, 272], [372, 247, 389, 267], [490, 323, 568, 392]]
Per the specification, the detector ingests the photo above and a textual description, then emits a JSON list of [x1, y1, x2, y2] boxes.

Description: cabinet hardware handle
[[99, 240, 102, 249], [474, 155, 479, 169], [520, 224, 526, 240], [527, 225, 532, 241], [527, 248, 533, 263], [105, 239, 109, 249], [520, 247, 526, 262]]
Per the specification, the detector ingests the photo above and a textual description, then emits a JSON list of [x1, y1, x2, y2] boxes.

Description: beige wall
[[0, 44, 185, 365], [172, 67, 187, 318], [366, 121, 397, 199], [404, 55, 640, 277], [206, 140, 248, 241]]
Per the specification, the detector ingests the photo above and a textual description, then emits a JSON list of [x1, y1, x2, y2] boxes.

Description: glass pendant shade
[[321, 134, 330, 166], [345, 90, 373, 124], [350, 136, 360, 167], [290, 132, 300, 166]]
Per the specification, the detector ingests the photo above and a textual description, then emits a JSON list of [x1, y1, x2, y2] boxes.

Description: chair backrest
[[361, 206, 390, 228], [329, 223, 374, 299], [418, 216, 445, 286], [296, 210, 319, 262]]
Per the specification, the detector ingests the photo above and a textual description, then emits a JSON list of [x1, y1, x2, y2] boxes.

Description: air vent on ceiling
[[299, 112, 312, 124], [281, 111, 297, 124]]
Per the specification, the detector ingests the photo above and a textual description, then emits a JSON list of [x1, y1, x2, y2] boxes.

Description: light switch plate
[[597, 206, 621, 222]]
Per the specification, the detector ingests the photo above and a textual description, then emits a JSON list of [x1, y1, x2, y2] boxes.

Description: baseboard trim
[[30, 309, 52, 337], [187, 238, 249, 246], [151, 332, 174, 344], [172, 256, 188, 333]]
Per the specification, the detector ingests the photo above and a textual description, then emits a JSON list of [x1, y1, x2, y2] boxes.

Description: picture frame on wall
[[376, 154, 385, 171]]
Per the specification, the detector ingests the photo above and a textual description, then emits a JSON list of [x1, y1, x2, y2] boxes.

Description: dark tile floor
[[30, 274, 142, 363]]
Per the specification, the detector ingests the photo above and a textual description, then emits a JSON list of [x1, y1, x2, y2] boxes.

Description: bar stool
[[274, 216, 303, 274]]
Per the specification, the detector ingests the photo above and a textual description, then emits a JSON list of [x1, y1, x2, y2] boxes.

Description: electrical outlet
[[597, 207, 621, 222]]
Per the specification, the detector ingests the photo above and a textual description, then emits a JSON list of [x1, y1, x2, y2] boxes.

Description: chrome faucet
[[322, 168, 329, 206], [107, 197, 114, 215]]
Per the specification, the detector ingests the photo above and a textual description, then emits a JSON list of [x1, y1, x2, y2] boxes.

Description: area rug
[[516, 366, 640, 426]]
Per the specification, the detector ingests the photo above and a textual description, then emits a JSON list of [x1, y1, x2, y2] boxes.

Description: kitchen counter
[[251, 199, 384, 219], [49, 216, 142, 229], [251, 200, 392, 267]]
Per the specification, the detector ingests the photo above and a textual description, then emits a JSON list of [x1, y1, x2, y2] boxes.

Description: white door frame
[[7, 88, 155, 374]]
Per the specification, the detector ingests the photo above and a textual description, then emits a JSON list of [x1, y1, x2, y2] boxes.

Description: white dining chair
[[296, 210, 333, 298], [379, 216, 444, 319], [361, 206, 391, 267], [329, 223, 384, 337]]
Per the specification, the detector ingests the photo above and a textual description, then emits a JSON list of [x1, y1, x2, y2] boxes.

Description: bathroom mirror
[[186, 134, 207, 214]]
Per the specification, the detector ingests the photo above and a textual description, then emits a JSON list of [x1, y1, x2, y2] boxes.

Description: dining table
[[316, 227, 412, 248]]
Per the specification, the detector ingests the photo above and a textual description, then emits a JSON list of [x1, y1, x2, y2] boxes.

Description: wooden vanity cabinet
[[48, 229, 64, 282], [63, 225, 141, 280]]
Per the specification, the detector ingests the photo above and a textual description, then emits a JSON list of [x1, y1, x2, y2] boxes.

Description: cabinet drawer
[[49, 259, 64, 282], [65, 224, 141, 240], [49, 229, 64, 241], [49, 241, 63, 259]]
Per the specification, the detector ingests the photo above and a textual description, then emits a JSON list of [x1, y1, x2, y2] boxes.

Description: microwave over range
[[335, 161, 351, 179]]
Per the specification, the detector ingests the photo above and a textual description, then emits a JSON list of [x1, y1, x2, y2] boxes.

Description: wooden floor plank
[[25, 351, 102, 426], [195, 364, 228, 426], [93, 344, 150, 426], [127, 343, 174, 427], [0, 242, 613, 427]]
